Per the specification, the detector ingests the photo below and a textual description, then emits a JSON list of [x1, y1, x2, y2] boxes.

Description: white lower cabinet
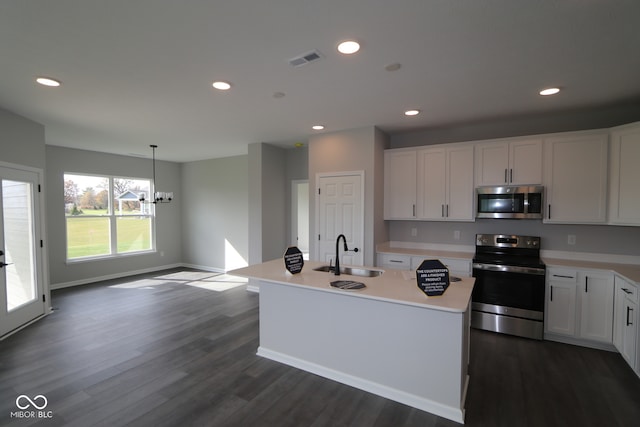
[[377, 253, 411, 270], [578, 271, 614, 343], [546, 269, 577, 336], [545, 267, 614, 346], [376, 252, 471, 277], [614, 276, 638, 376]]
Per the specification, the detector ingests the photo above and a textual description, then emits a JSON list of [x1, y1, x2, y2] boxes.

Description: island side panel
[[257, 280, 468, 423]]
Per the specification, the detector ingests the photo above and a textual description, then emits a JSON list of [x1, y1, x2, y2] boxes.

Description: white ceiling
[[1, 0, 639, 162]]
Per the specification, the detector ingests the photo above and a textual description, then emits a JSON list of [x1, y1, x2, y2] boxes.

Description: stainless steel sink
[[313, 265, 383, 277]]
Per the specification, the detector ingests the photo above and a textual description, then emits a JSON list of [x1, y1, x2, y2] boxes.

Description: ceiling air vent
[[288, 49, 323, 67]]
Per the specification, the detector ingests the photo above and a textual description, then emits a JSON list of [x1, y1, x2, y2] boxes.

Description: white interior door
[[0, 165, 45, 338], [316, 172, 364, 266]]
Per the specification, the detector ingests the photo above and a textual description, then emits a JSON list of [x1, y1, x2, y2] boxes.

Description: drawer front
[[620, 280, 638, 304], [441, 258, 472, 276], [377, 253, 411, 269], [411, 256, 471, 276], [547, 269, 578, 283]]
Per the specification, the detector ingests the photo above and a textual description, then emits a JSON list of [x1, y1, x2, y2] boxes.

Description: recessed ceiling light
[[337, 40, 360, 55], [212, 81, 232, 90], [539, 87, 560, 96], [404, 109, 420, 116], [36, 77, 61, 87], [312, 125, 325, 130]]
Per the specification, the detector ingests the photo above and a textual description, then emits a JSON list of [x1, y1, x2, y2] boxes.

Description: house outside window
[[64, 173, 154, 261]]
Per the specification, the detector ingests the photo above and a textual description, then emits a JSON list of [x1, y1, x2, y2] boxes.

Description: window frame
[[64, 172, 156, 263]]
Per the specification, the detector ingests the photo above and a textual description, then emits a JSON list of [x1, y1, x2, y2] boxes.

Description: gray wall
[[309, 126, 389, 265], [391, 102, 640, 149], [181, 155, 248, 271], [260, 145, 287, 261], [0, 107, 45, 169], [46, 145, 182, 286], [248, 143, 292, 264], [285, 146, 309, 248], [390, 220, 640, 256]]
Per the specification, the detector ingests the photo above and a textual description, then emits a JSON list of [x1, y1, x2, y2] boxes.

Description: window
[[64, 173, 154, 261]]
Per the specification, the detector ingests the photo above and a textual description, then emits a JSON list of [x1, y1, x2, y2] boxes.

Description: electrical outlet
[[454, 230, 461, 240], [411, 227, 418, 237], [567, 235, 576, 245]]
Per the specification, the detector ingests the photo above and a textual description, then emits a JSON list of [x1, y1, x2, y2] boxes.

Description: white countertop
[[230, 259, 475, 313], [543, 258, 640, 283], [377, 241, 640, 284]]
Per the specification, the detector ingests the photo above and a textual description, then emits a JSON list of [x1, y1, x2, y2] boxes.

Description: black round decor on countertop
[[416, 259, 450, 296], [330, 280, 366, 290], [283, 246, 304, 274]]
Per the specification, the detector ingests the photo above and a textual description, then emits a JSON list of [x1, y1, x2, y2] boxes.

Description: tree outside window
[[64, 173, 154, 260]]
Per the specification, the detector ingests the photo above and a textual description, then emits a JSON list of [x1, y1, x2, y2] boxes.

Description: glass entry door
[[0, 165, 45, 338]]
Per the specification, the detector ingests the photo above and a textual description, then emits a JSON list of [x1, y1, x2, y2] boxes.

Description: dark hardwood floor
[[1, 269, 639, 426]]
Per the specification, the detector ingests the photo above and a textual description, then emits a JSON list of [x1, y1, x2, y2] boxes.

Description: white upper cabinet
[[417, 144, 474, 221], [609, 122, 640, 225], [384, 150, 417, 219], [543, 132, 608, 224], [475, 138, 543, 186]]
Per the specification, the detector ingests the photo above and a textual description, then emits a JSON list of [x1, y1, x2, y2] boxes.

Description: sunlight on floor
[[109, 271, 248, 292]]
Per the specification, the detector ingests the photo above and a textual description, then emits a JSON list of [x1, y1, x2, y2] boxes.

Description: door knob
[[0, 262, 12, 268]]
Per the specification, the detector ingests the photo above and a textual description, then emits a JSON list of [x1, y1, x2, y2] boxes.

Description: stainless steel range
[[471, 234, 546, 340]]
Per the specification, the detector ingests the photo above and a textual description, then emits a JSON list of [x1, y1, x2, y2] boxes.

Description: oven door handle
[[472, 263, 546, 276]]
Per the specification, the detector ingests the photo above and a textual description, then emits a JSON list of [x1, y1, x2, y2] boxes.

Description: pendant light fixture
[[139, 144, 173, 204]]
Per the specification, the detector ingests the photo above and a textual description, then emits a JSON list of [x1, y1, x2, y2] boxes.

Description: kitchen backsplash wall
[[389, 220, 640, 257]]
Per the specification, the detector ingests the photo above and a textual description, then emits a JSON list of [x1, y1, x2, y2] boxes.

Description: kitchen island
[[230, 259, 475, 424]]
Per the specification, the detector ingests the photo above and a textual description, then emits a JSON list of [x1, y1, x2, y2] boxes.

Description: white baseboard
[[50, 263, 184, 290], [180, 263, 226, 274], [543, 333, 617, 352], [256, 346, 465, 424]]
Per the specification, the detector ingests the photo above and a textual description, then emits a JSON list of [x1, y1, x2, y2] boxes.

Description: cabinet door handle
[[627, 307, 633, 326], [548, 204, 551, 219], [510, 168, 513, 183], [446, 204, 449, 217], [553, 274, 574, 279], [441, 204, 445, 217], [550, 285, 553, 302], [585, 277, 588, 293], [622, 288, 632, 295], [504, 169, 508, 183], [412, 204, 416, 217], [389, 260, 404, 263]]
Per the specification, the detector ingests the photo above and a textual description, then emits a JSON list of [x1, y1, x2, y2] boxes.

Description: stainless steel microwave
[[476, 185, 544, 219]]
